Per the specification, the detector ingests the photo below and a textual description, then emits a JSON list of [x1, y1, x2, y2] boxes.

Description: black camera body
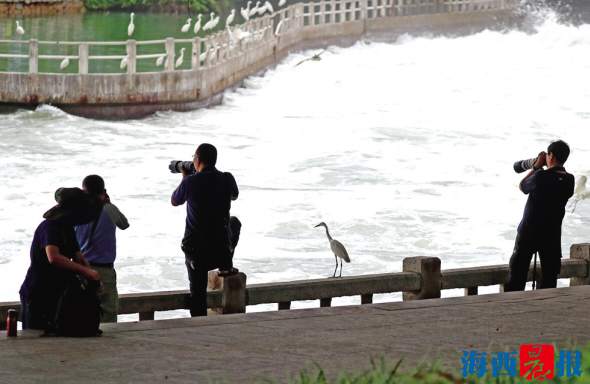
[[169, 160, 196, 174], [513, 158, 536, 173]]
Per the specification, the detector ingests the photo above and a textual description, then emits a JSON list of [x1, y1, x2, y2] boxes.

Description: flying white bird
[[249, 1, 261, 17], [203, 12, 217, 31], [571, 175, 590, 213], [128, 12, 135, 36], [241, 1, 252, 21], [295, 49, 326, 66], [181, 17, 192, 33], [315, 222, 350, 278], [120, 55, 128, 70], [175, 47, 185, 68], [15, 21, 25, 35], [278, 0, 286, 7], [155, 54, 165, 66], [59, 57, 70, 70], [225, 9, 235, 27], [193, 14, 202, 34]]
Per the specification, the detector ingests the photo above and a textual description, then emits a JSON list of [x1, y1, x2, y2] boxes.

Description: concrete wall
[[0, 4, 522, 119]]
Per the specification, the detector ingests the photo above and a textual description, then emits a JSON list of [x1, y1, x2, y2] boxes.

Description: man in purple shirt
[[172, 143, 239, 316], [76, 175, 129, 322]]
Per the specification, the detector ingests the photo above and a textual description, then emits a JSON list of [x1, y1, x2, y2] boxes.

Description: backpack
[[53, 275, 102, 337]]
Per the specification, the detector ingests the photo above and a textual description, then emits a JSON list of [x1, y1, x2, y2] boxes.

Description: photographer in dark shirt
[[505, 140, 575, 291], [171, 143, 239, 316]]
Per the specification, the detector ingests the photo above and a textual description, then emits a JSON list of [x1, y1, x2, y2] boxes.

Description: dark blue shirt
[[518, 166, 574, 237], [20, 220, 79, 299], [172, 166, 238, 240]]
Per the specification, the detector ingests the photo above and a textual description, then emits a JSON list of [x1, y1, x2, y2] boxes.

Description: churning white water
[[1, 9, 589, 313]]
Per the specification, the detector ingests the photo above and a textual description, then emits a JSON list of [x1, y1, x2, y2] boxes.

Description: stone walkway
[[2, 286, 590, 383]]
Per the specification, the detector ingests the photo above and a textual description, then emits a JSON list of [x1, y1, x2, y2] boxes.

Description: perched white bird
[[193, 14, 202, 34], [120, 55, 128, 70], [181, 17, 192, 33], [128, 12, 135, 37], [274, 18, 284, 36], [571, 175, 590, 213], [199, 48, 210, 63], [241, 1, 251, 21], [155, 54, 165, 66], [175, 47, 185, 68], [225, 9, 235, 27], [262, 1, 274, 15], [249, 1, 260, 17], [203, 12, 217, 31], [278, 0, 286, 7], [15, 21, 25, 35], [258, 1, 269, 16], [315, 222, 350, 278], [59, 57, 70, 70]]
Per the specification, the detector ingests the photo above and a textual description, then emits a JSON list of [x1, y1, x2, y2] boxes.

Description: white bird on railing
[[128, 12, 135, 36], [249, 1, 261, 17], [59, 57, 70, 70], [278, 0, 286, 8], [120, 55, 128, 70], [262, 1, 274, 15], [241, 1, 252, 21], [315, 222, 350, 278], [193, 14, 202, 34], [15, 21, 25, 35], [274, 18, 285, 36], [175, 47, 185, 68], [155, 54, 165, 66], [181, 17, 192, 33], [570, 175, 590, 213], [226, 9, 236, 27], [203, 12, 217, 31]]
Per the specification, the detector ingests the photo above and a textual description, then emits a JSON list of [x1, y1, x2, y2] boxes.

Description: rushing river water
[[1, 6, 589, 315]]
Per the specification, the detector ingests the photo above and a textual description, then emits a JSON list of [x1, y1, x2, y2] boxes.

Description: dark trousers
[[20, 293, 58, 330], [505, 232, 562, 291], [183, 216, 241, 317]]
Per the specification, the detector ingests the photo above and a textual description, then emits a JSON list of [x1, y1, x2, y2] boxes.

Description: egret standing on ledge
[[15, 21, 25, 35], [315, 222, 350, 278], [128, 12, 135, 37]]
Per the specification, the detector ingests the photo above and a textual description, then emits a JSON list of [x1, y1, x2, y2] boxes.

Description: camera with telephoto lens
[[168, 160, 196, 174], [513, 158, 537, 173]]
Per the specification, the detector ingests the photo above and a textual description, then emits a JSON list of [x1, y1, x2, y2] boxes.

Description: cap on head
[[196, 143, 217, 166]]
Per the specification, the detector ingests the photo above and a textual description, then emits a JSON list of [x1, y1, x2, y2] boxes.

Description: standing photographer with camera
[[171, 143, 239, 316], [505, 140, 575, 291]]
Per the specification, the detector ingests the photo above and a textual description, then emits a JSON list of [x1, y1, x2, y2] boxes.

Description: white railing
[[0, 0, 514, 75]]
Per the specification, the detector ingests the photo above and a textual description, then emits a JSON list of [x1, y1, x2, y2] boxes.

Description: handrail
[[0, 0, 517, 75], [1, 248, 587, 329]]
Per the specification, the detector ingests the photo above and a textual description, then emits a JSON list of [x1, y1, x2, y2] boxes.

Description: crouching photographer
[[505, 140, 575, 291], [171, 143, 240, 317]]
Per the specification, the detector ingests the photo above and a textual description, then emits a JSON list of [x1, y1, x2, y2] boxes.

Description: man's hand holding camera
[[533, 151, 547, 171]]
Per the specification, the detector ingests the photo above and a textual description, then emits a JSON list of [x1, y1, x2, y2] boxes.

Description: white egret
[[128, 12, 135, 36], [211, 14, 220, 29], [193, 14, 202, 34], [199, 48, 210, 63], [262, 1, 274, 15], [249, 1, 260, 18], [225, 9, 235, 27], [241, 1, 251, 21], [120, 55, 128, 70], [295, 49, 325, 66], [274, 18, 284, 36], [155, 54, 165, 66], [258, 1, 269, 16], [278, 0, 286, 7], [314, 222, 350, 278], [181, 17, 192, 33], [175, 47, 185, 68], [59, 57, 70, 70], [571, 175, 589, 213], [15, 21, 25, 35], [203, 12, 216, 31]]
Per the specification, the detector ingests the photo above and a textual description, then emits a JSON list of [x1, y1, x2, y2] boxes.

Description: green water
[[0, 11, 239, 73]]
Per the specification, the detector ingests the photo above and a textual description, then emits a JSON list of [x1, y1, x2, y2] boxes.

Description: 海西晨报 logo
[[461, 344, 582, 380]]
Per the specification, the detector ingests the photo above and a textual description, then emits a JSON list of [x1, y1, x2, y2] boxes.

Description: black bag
[[54, 275, 102, 337]]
